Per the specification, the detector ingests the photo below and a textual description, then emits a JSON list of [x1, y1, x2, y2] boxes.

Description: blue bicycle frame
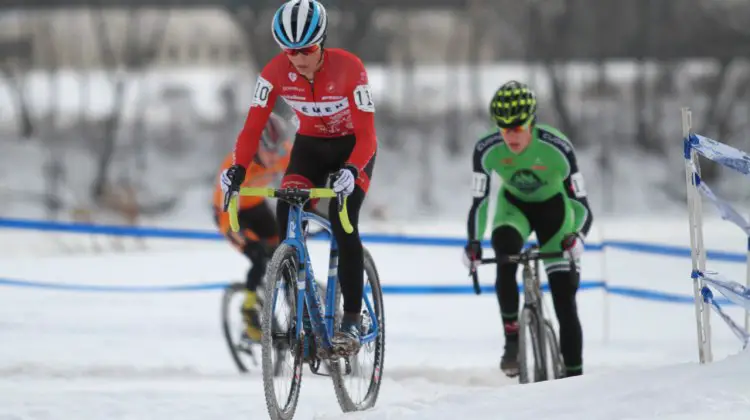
[[271, 200, 380, 354]]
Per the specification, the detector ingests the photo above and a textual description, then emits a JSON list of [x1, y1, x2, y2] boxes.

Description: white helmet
[[271, 0, 328, 50]]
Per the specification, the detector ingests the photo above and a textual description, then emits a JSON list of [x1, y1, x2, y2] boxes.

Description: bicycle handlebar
[[468, 248, 575, 296], [227, 187, 353, 234], [478, 250, 568, 264]]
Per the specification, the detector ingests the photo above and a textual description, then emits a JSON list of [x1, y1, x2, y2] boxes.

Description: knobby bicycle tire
[[221, 282, 251, 373], [261, 243, 304, 420], [330, 247, 386, 412], [221, 282, 286, 375], [518, 306, 547, 384]]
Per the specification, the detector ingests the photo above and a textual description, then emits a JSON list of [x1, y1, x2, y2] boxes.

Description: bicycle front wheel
[[542, 320, 565, 380], [261, 243, 303, 420], [330, 247, 386, 412], [518, 306, 546, 384]]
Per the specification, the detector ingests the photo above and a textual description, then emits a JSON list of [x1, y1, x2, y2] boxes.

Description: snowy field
[[1, 216, 750, 419]]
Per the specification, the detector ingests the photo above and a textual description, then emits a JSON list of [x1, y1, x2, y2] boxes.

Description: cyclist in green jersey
[[463, 80, 594, 378]]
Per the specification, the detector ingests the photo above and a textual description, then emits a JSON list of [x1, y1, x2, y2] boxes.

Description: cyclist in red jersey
[[220, 0, 377, 356]]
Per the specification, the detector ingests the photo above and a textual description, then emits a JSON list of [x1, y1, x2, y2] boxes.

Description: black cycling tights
[[275, 134, 375, 317], [492, 225, 583, 371], [276, 187, 366, 315]]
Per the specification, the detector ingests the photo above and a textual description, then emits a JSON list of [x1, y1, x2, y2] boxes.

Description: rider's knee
[[491, 226, 524, 254], [243, 241, 271, 265]]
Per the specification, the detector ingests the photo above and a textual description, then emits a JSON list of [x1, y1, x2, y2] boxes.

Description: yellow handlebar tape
[[228, 188, 352, 234]]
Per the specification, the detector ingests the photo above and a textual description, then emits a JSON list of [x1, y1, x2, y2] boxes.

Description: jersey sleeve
[[232, 59, 281, 169], [561, 145, 594, 239], [466, 140, 494, 242], [344, 56, 377, 174]]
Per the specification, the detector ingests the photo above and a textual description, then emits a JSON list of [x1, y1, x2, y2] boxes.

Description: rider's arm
[[467, 134, 500, 241], [232, 58, 281, 169], [344, 55, 377, 176], [561, 147, 594, 238]]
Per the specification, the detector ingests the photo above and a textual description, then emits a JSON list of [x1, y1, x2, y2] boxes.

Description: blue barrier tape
[[0, 217, 223, 241], [0, 277, 228, 292], [0, 216, 745, 260], [604, 240, 746, 263], [0, 276, 735, 305], [377, 282, 607, 295], [0, 216, 577, 249], [607, 285, 698, 304]]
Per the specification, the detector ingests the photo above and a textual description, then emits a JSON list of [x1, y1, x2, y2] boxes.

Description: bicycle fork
[[522, 259, 543, 309], [523, 258, 550, 380]]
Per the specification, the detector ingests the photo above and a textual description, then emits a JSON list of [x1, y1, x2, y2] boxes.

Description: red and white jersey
[[233, 48, 377, 175]]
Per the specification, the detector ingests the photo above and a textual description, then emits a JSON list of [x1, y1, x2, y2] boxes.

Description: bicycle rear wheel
[[518, 306, 546, 384], [220, 282, 253, 373], [330, 247, 386, 412], [221, 282, 286, 375], [261, 243, 304, 420]]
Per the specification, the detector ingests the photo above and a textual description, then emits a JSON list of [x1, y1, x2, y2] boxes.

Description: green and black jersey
[[467, 123, 593, 242]]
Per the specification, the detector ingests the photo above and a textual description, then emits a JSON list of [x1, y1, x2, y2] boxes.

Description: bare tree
[[223, 3, 276, 72], [33, 13, 66, 220], [529, 0, 578, 142], [631, 0, 660, 154], [87, 6, 169, 204], [697, 0, 750, 39], [329, 1, 378, 55], [675, 1, 750, 184], [0, 37, 34, 139], [694, 0, 750, 146], [443, 11, 465, 155]]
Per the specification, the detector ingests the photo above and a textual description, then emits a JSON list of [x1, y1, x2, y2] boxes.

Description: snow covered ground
[[324, 350, 750, 420], [1, 216, 750, 419]]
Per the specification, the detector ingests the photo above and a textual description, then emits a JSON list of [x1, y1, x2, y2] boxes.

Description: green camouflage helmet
[[489, 81, 537, 129]]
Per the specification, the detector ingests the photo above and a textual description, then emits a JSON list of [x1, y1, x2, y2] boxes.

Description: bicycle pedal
[[308, 358, 333, 376], [331, 356, 356, 376], [338, 357, 354, 375]]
